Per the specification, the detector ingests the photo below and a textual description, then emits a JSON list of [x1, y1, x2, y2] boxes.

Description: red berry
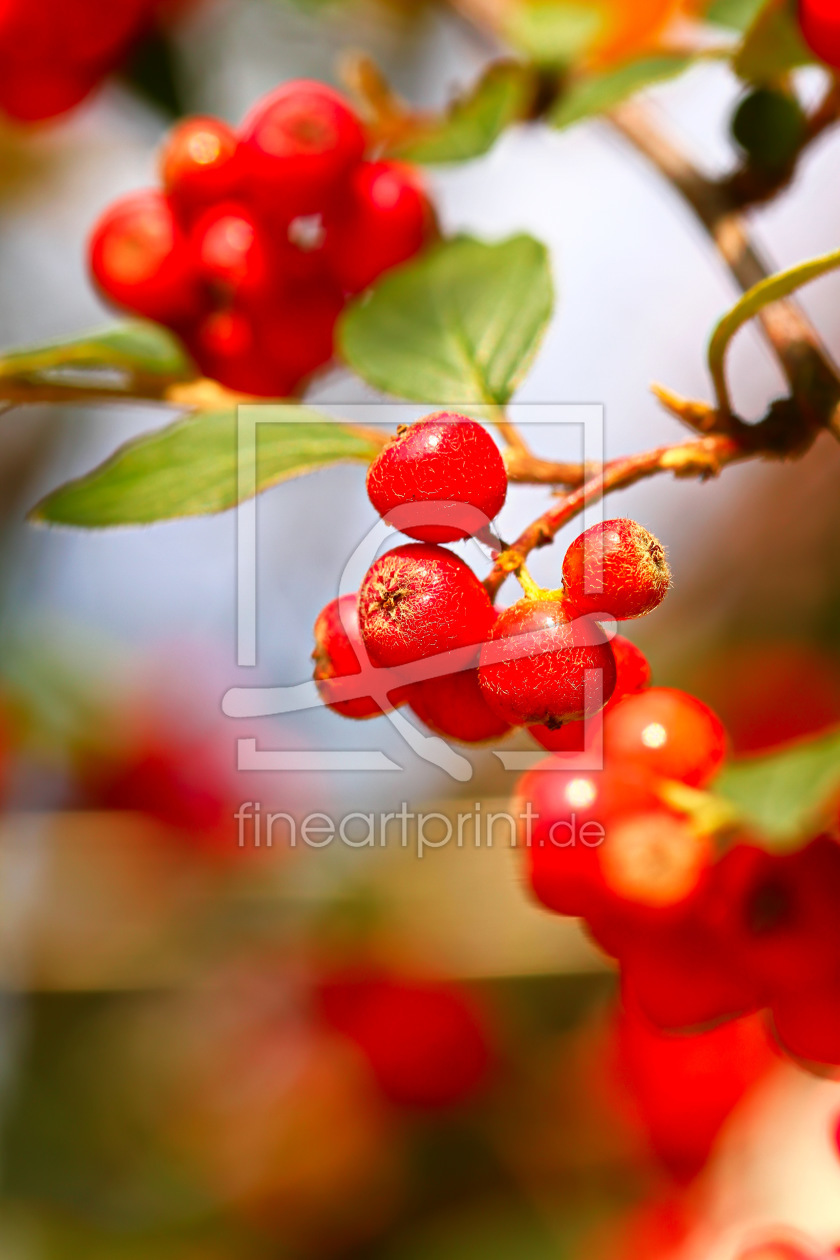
[[772, 981, 840, 1065], [603, 687, 727, 788], [514, 760, 662, 918], [240, 79, 366, 224], [312, 594, 408, 720], [366, 412, 507, 544], [319, 970, 492, 1109], [189, 309, 295, 397], [799, 0, 840, 67], [562, 519, 671, 620], [478, 599, 617, 728], [530, 634, 651, 752], [259, 279, 344, 390], [89, 190, 203, 325], [358, 544, 494, 670], [325, 161, 432, 294], [598, 811, 712, 912], [0, 64, 98, 121], [190, 202, 271, 298], [615, 994, 775, 1180], [160, 116, 242, 222], [409, 668, 512, 744]]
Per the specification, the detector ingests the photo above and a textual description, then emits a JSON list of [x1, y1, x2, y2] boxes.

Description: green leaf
[[551, 54, 695, 130], [504, 1, 605, 65], [704, 0, 770, 31], [31, 407, 379, 527], [717, 727, 840, 849], [0, 321, 195, 388], [340, 235, 553, 406], [387, 63, 533, 165], [734, 0, 815, 83], [708, 246, 840, 412]]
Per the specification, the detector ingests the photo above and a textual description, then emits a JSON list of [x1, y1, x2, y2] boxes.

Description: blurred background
[[1, 0, 840, 1256]]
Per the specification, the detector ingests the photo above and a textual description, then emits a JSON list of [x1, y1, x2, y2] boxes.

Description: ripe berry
[[772, 983, 840, 1066], [514, 760, 662, 918], [409, 668, 513, 744], [259, 279, 344, 389], [358, 544, 494, 670], [312, 594, 408, 720], [799, 0, 840, 68], [603, 687, 727, 787], [189, 308, 294, 397], [366, 412, 508, 544], [190, 202, 270, 298], [89, 190, 202, 325], [598, 811, 712, 912], [530, 634, 651, 752], [319, 970, 492, 1110], [562, 519, 671, 620], [325, 161, 433, 294], [0, 65, 98, 122], [240, 79, 366, 223], [160, 116, 242, 221], [478, 599, 617, 728]]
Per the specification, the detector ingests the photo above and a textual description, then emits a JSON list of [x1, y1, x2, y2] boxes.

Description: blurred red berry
[[603, 686, 727, 787], [89, 190, 203, 325], [325, 161, 433, 294], [562, 519, 671, 621], [161, 116, 242, 222], [190, 202, 271, 297], [240, 79, 366, 223], [320, 971, 493, 1109], [799, 0, 840, 67]]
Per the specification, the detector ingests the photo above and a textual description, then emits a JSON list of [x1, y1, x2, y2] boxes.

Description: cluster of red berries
[[0, 0, 175, 122], [799, 0, 840, 67], [318, 967, 493, 1110], [89, 80, 433, 396], [313, 412, 671, 743], [518, 682, 840, 1065]]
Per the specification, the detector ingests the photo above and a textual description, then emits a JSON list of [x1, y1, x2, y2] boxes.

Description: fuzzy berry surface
[[530, 634, 651, 752], [562, 519, 671, 620], [313, 594, 408, 720], [358, 544, 495, 670], [478, 599, 617, 728], [603, 686, 727, 787], [366, 412, 508, 544]]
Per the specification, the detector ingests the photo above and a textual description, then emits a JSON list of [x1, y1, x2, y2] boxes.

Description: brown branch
[[609, 99, 840, 429], [486, 434, 746, 598]]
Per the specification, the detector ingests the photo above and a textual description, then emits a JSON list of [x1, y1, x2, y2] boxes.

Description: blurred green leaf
[[708, 246, 840, 410], [387, 63, 533, 165], [704, 0, 770, 30], [0, 321, 195, 389], [551, 54, 694, 129], [31, 408, 378, 527], [504, 0, 604, 65], [340, 235, 553, 405], [734, 0, 815, 82], [717, 726, 840, 848], [120, 28, 186, 119]]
